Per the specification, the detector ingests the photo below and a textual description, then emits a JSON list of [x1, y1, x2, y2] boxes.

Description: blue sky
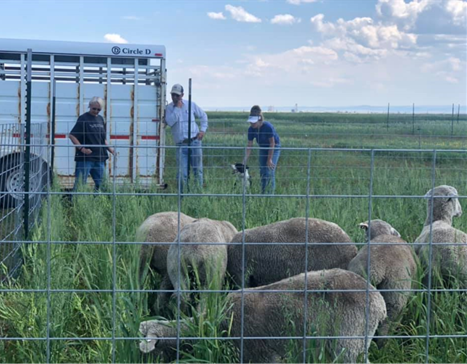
[[1, 0, 466, 108]]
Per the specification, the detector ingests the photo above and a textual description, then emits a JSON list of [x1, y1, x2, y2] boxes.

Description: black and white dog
[[231, 163, 251, 189]]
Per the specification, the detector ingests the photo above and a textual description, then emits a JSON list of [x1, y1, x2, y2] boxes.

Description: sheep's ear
[[391, 227, 401, 237], [424, 190, 433, 198], [359, 222, 369, 230]]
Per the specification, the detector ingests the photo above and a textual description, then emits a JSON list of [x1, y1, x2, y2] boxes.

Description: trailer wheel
[[0, 158, 49, 208]]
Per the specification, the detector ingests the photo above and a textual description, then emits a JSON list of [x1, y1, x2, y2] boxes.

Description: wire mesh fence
[[0, 122, 49, 282], [0, 141, 466, 363]]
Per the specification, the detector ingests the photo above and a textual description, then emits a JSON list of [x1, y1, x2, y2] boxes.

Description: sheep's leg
[[154, 274, 173, 314]]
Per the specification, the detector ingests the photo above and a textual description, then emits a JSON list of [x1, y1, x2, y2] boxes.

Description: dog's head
[[231, 163, 251, 187]]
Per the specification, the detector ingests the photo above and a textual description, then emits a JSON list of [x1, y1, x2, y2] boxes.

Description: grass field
[[1, 111, 466, 363]]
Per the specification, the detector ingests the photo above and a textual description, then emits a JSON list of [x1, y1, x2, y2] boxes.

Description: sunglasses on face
[[171, 93, 181, 97], [91, 108, 101, 111]]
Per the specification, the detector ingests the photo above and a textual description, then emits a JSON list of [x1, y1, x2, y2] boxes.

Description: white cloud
[[287, 0, 318, 4], [421, 57, 465, 83], [104, 34, 128, 44], [376, 0, 433, 30], [444, 0, 467, 25], [311, 13, 418, 63], [122, 15, 141, 21], [207, 12, 226, 20], [225, 5, 262, 23], [271, 14, 301, 25]]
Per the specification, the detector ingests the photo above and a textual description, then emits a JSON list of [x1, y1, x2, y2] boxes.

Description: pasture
[[1, 111, 467, 363]]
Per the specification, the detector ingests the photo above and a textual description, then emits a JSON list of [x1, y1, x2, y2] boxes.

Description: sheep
[[348, 219, 417, 346], [414, 185, 467, 284], [139, 268, 387, 363], [166, 218, 238, 308], [227, 217, 357, 288], [137, 212, 196, 311]]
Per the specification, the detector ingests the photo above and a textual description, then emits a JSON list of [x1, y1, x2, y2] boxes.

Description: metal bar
[[187, 78, 192, 189], [424, 149, 437, 362], [23, 49, 32, 240]]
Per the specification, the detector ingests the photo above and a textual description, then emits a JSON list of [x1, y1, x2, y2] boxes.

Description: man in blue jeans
[[164, 84, 208, 192], [243, 105, 281, 194], [69, 97, 114, 191]]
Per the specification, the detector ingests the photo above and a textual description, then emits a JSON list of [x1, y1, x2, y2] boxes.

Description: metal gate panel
[[136, 85, 159, 177], [54, 82, 79, 177], [109, 84, 133, 177], [0, 81, 20, 124]]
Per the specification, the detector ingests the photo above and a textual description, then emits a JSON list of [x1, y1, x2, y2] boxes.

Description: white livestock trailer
[[0, 38, 167, 206]]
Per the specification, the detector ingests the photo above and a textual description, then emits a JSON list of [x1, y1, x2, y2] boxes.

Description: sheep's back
[[137, 212, 195, 273], [228, 218, 357, 286]]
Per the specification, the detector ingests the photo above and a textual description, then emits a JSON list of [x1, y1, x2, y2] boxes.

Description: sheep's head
[[139, 319, 172, 354], [359, 219, 401, 240], [425, 185, 462, 224]]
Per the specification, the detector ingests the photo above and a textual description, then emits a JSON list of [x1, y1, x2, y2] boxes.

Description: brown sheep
[[140, 268, 387, 363], [137, 212, 196, 311], [415, 185, 467, 284], [166, 218, 238, 309], [348, 219, 417, 346], [227, 217, 357, 288]]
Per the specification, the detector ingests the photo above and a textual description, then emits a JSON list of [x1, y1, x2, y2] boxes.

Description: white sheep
[[139, 268, 387, 363], [166, 218, 238, 308], [348, 219, 417, 346], [415, 185, 467, 284], [227, 217, 357, 288], [137, 212, 196, 311]]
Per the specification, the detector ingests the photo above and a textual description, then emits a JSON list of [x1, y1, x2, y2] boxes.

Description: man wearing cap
[[243, 105, 281, 194], [165, 84, 208, 190]]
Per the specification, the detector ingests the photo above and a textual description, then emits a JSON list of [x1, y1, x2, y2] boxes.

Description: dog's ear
[[231, 164, 237, 172]]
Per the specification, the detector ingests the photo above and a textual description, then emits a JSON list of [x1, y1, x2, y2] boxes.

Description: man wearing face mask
[[69, 96, 114, 191], [164, 84, 208, 191]]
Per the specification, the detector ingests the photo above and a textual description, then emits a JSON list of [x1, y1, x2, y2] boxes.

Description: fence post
[[23, 48, 32, 240], [50, 79, 56, 184], [386, 103, 390, 130], [451, 103, 454, 137], [187, 78, 192, 191]]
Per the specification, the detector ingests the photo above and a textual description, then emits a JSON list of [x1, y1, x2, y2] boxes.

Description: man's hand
[[108, 147, 115, 155], [267, 159, 275, 170], [81, 147, 93, 155], [197, 131, 205, 140]]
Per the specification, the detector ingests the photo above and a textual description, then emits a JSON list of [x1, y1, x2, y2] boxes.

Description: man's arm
[[105, 140, 115, 155], [164, 104, 177, 127], [243, 140, 254, 165], [193, 102, 208, 139], [267, 137, 276, 169]]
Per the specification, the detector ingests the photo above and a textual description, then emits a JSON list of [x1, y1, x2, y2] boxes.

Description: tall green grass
[[1, 113, 466, 363]]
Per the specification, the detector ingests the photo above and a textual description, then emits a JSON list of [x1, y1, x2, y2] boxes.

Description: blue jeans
[[259, 146, 281, 194], [73, 160, 105, 191], [176, 139, 203, 192]]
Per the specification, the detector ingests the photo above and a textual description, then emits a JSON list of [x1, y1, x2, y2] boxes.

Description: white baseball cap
[[170, 84, 184, 95], [247, 116, 260, 123]]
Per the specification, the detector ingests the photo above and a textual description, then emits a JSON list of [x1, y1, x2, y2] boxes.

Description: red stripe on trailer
[[54, 134, 67, 139], [152, 118, 160, 122], [141, 135, 160, 140], [110, 135, 130, 140], [154, 53, 163, 57], [13, 133, 35, 137]]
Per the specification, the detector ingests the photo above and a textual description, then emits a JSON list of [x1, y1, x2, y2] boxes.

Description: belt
[[181, 136, 197, 144]]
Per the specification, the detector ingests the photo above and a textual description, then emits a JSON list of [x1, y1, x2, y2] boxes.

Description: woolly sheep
[[227, 217, 357, 287], [415, 185, 467, 284], [137, 212, 196, 310], [166, 218, 238, 307], [348, 219, 417, 345], [139, 268, 387, 363]]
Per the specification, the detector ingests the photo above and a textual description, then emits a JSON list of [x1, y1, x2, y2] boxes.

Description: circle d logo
[[111, 46, 121, 55]]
